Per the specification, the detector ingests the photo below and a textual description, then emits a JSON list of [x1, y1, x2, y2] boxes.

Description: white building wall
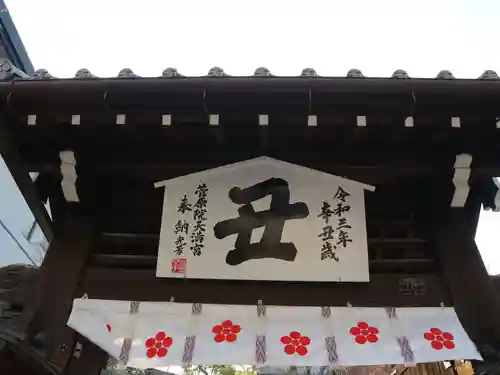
[[0, 159, 47, 267]]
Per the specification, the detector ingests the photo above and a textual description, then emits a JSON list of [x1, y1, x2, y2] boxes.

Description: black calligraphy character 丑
[[174, 220, 189, 235], [174, 236, 187, 256], [318, 225, 335, 241], [321, 242, 339, 261], [213, 178, 310, 266], [333, 186, 350, 203], [177, 194, 192, 214], [318, 201, 334, 223]]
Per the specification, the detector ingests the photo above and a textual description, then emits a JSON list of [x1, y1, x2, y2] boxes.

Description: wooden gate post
[[21, 205, 97, 372], [432, 189, 500, 358], [65, 336, 109, 375]]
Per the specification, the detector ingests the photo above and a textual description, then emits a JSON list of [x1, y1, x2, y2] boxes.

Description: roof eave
[[3, 76, 500, 97]]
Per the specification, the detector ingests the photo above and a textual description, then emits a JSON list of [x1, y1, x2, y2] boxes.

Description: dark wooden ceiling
[[2, 77, 500, 170]]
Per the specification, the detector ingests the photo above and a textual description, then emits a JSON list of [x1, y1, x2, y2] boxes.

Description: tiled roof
[[0, 61, 499, 81]]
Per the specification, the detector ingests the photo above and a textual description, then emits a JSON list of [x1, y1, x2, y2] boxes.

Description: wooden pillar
[[432, 188, 500, 356], [65, 336, 109, 375], [21, 204, 97, 371], [414, 363, 447, 375]]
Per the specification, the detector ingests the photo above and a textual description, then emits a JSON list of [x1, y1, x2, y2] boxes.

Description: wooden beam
[[82, 268, 450, 307], [95, 163, 439, 185], [0, 114, 53, 241], [21, 147, 500, 186], [21, 206, 96, 369], [5, 76, 500, 108], [92, 198, 433, 236], [95, 232, 428, 247], [431, 188, 500, 354], [27, 145, 459, 166], [0, 343, 59, 375], [89, 253, 436, 275]]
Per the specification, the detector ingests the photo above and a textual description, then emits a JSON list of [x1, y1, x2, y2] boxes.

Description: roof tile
[[1, 61, 499, 81]]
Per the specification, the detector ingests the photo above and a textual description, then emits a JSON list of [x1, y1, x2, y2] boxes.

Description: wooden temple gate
[[0, 67, 500, 374]]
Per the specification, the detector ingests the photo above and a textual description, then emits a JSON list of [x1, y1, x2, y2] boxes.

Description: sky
[[4, 0, 500, 79], [1, 0, 499, 273]]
